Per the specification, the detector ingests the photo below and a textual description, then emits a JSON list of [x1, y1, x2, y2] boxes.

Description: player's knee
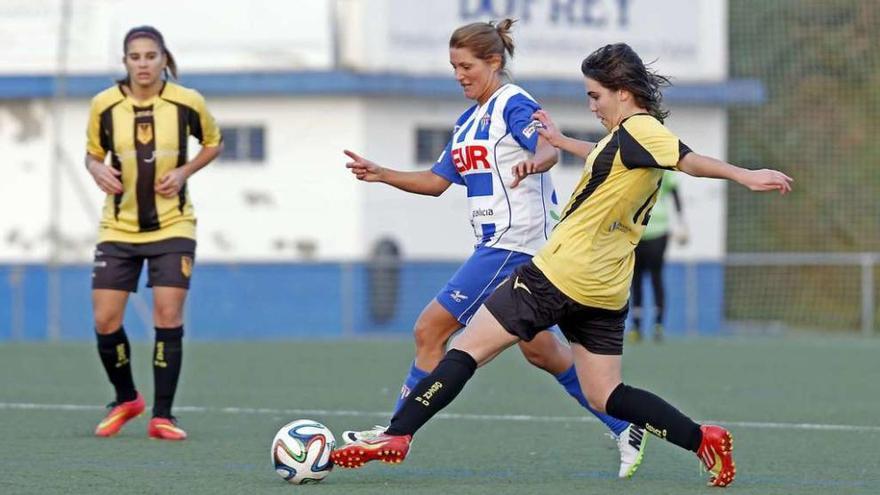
[[586, 394, 608, 413], [520, 345, 550, 370], [153, 305, 183, 328], [93, 310, 123, 334], [413, 320, 446, 354], [585, 386, 613, 413]]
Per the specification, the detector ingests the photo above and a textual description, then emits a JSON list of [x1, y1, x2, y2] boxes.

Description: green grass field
[[1, 336, 878, 494]]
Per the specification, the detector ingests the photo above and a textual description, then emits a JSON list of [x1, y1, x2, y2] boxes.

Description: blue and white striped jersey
[[432, 84, 559, 255]]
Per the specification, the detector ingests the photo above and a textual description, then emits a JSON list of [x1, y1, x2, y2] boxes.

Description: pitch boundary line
[[1, 401, 878, 433]]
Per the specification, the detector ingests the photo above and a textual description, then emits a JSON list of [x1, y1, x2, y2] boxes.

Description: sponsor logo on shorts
[[450, 290, 469, 303], [513, 276, 532, 295], [181, 256, 193, 278]]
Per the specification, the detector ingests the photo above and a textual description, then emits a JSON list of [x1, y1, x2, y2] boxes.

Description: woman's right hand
[[532, 109, 564, 148], [87, 157, 123, 194], [344, 149, 384, 182]]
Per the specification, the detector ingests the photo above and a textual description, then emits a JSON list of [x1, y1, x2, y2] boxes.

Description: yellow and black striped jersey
[[533, 113, 691, 309], [86, 81, 221, 243]]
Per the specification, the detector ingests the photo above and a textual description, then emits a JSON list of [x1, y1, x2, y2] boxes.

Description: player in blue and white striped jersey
[[430, 82, 555, 255], [341, 19, 646, 478]]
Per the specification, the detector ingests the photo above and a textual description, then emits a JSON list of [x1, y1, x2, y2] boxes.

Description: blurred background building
[[0, 0, 876, 339]]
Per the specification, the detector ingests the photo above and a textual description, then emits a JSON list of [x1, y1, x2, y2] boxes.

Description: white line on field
[[1, 401, 878, 433]]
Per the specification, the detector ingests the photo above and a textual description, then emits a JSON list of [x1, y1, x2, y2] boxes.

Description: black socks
[[96, 326, 137, 403], [386, 349, 477, 436], [152, 326, 184, 418], [606, 383, 703, 452]]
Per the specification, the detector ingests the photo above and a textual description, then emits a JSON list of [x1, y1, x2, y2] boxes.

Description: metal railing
[[726, 252, 879, 336]]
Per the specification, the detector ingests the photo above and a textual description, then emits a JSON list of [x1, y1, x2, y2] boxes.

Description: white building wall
[[190, 97, 366, 261], [0, 94, 726, 262]]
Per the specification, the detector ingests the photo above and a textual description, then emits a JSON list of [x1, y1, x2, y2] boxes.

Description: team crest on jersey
[[181, 256, 193, 278], [478, 114, 491, 132], [136, 123, 153, 145]]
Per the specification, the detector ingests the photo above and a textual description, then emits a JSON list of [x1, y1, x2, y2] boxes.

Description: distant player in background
[[341, 20, 647, 478], [85, 26, 222, 440], [332, 42, 793, 488], [629, 170, 688, 342]]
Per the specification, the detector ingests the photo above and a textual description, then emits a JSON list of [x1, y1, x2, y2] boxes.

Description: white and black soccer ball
[[271, 419, 336, 484]]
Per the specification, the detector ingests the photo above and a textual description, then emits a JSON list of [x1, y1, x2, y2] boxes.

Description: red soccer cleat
[[147, 417, 188, 441], [697, 425, 736, 487], [330, 433, 412, 469], [94, 393, 145, 437]]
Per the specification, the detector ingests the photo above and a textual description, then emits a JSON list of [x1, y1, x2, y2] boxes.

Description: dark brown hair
[[581, 43, 671, 122], [118, 25, 178, 85], [449, 18, 516, 72]]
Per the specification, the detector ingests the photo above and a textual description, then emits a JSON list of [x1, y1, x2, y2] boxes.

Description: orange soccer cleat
[[330, 432, 412, 469], [147, 417, 188, 441], [94, 393, 145, 437], [696, 424, 736, 487]]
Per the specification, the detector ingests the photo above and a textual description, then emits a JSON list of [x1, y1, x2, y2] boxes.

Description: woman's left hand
[[156, 168, 190, 197], [742, 169, 793, 195], [510, 160, 539, 188]]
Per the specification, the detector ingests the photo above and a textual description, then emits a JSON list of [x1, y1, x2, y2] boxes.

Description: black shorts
[[92, 238, 196, 292], [483, 261, 628, 355]]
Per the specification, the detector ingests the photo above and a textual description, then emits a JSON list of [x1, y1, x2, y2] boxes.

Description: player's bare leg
[[571, 344, 735, 487], [332, 307, 518, 468], [521, 333, 646, 478]]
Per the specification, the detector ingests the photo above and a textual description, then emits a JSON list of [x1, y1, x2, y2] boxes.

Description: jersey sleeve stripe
[[618, 125, 660, 169], [99, 103, 125, 220], [174, 102, 190, 213]]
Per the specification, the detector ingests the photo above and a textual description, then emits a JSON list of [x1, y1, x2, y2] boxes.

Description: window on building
[[415, 127, 452, 165], [559, 129, 605, 167], [218, 125, 266, 163]]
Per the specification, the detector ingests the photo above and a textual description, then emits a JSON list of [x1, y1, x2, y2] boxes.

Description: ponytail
[[450, 18, 517, 71]]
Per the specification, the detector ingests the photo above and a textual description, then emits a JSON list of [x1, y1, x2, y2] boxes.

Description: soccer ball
[[271, 419, 336, 484]]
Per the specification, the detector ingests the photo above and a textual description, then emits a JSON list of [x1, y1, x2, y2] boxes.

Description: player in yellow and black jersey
[[85, 26, 222, 441], [333, 43, 792, 488]]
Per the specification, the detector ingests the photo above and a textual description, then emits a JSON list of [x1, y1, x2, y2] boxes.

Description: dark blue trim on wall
[[0, 261, 724, 341], [0, 71, 765, 105]]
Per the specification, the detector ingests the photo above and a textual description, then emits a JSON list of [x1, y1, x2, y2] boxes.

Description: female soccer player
[[85, 26, 222, 440], [629, 170, 688, 342], [342, 20, 647, 477], [332, 43, 792, 488]]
